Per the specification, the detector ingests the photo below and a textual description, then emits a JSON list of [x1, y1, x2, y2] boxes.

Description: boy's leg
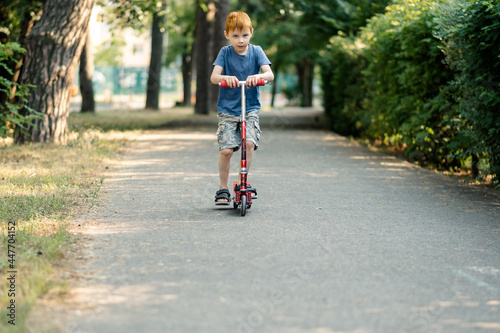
[[216, 113, 239, 203], [246, 141, 255, 169], [219, 148, 233, 191]]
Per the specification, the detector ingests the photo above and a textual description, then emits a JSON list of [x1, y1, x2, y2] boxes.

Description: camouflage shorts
[[216, 112, 261, 151]]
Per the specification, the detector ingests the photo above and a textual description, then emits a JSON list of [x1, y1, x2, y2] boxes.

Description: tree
[[79, 29, 95, 112], [243, 0, 391, 107], [240, 0, 316, 107], [194, 0, 215, 115], [146, 1, 167, 110], [105, 0, 167, 110], [210, 0, 230, 110], [165, 0, 196, 106], [14, 0, 95, 144]]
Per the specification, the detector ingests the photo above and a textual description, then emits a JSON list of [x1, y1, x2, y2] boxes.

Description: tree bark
[[210, 0, 230, 111], [181, 50, 193, 106], [194, 1, 214, 115], [145, 2, 166, 110], [296, 57, 314, 107], [14, 0, 95, 144], [79, 29, 95, 112]]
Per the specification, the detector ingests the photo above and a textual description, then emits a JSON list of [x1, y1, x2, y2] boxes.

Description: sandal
[[215, 189, 231, 205], [234, 184, 258, 199]]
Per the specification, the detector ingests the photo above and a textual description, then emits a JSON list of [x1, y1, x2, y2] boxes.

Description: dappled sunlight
[[52, 126, 500, 333], [71, 283, 179, 308], [350, 156, 397, 160], [77, 221, 149, 235], [106, 171, 218, 184], [135, 131, 214, 142], [322, 133, 351, 142], [305, 172, 339, 178], [440, 319, 500, 331]]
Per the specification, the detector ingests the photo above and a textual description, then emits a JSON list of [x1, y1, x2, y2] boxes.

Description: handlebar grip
[[219, 79, 268, 88], [255, 79, 267, 86]]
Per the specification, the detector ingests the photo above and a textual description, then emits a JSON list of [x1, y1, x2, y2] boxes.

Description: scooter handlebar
[[220, 79, 267, 88]]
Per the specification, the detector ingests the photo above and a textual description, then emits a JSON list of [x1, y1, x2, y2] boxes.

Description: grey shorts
[[216, 112, 261, 151]]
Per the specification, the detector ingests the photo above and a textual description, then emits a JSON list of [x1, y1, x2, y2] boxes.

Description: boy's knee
[[220, 148, 233, 158], [246, 141, 255, 150]]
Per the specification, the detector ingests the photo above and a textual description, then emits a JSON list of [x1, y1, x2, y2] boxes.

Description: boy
[[211, 11, 274, 205]]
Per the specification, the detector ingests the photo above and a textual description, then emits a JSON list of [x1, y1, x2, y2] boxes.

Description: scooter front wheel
[[240, 195, 247, 216]]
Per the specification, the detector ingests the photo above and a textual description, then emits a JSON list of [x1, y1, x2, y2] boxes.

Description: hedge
[[320, 0, 500, 184]]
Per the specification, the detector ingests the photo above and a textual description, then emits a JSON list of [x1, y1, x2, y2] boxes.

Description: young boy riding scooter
[[211, 11, 274, 205]]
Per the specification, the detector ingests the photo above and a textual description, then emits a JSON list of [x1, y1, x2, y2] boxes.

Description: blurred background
[[1, 0, 499, 183]]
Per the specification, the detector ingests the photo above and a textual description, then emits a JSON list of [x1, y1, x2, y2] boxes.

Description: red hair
[[225, 11, 253, 32]]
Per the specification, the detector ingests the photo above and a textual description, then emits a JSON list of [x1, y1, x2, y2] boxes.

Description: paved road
[[49, 110, 500, 333]]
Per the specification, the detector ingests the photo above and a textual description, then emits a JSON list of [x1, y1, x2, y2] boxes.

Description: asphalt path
[[47, 109, 500, 333]]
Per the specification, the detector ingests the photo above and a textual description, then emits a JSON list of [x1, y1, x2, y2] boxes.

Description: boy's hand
[[224, 76, 239, 88], [246, 75, 261, 88]]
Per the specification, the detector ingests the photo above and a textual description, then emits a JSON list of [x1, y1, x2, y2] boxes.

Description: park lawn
[[68, 107, 196, 131], [0, 129, 131, 332], [0, 107, 197, 332]]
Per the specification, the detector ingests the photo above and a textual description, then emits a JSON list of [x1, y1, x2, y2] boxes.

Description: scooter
[[220, 79, 268, 216]]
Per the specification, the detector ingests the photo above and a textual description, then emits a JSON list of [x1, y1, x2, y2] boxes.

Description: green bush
[[320, 35, 365, 136], [434, 0, 500, 182], [320, 0, 500, 184], [0, 42, 40, 139], [359, 0, 458, 167]]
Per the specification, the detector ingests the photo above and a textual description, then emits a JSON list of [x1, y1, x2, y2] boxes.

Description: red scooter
[[220, 79, 268, 216]]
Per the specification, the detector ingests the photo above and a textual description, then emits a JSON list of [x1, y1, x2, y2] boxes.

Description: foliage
[[270, 0, 391, 39], [0, 42, 41, 139], [320, 35, 364, 136], [359, 0, 457, 167], [164, 0, 195, 67], [0, 0, 44, 42], [246, 0, 390, 106], [94, 36, 126, 66], [102, 0, 168, 31], [319, 0, 499, 183], [434, 0, 500, 182]]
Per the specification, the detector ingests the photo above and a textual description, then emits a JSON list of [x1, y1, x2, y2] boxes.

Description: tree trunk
[[79, 29, 95, 112], [271, 63, 279, 107], [145, 3, 166, 110], [296, 57, 314, 107], [194, 1, 214, 115], [181, 51, 193, 106], [211, 0, 230, 111], [14, 0, 95, 144]]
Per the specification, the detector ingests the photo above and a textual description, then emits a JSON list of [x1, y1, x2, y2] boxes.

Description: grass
[[0, 106, 198, 332], [68, 106, 197, 131], [0, 128, 131, 332]]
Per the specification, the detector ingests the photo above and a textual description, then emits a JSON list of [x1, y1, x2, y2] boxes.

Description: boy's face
[[224, 28, 253, 55]]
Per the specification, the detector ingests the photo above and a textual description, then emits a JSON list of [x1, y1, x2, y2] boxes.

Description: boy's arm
[[246, 64, 274, 87], [211, 65, 239, 88]]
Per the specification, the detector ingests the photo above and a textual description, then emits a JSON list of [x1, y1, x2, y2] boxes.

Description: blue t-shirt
[[213, 44, 272, 116]]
